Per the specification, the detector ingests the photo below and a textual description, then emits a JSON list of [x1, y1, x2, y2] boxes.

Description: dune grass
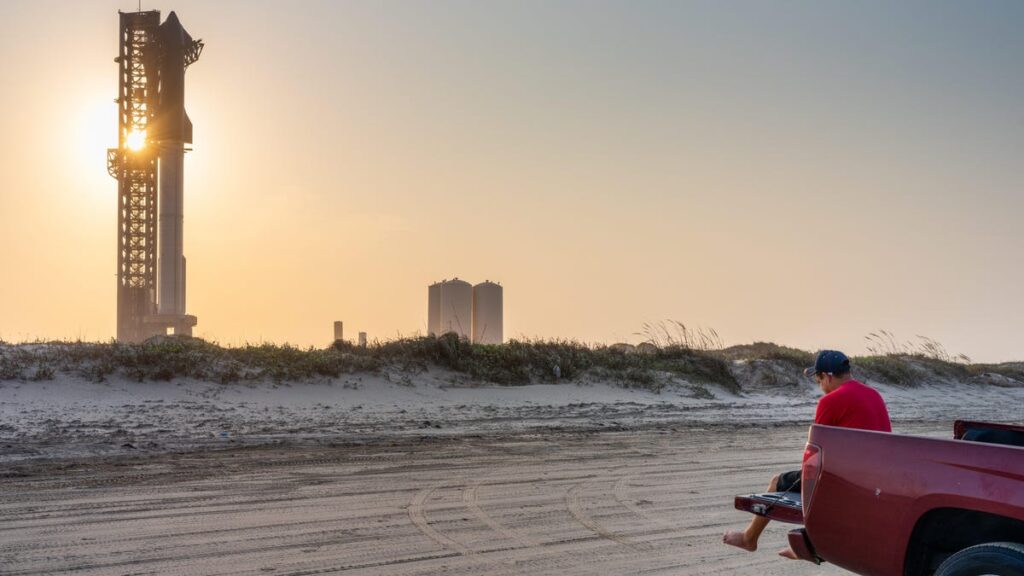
[[0, 329, 1019, 392], [0, 335, 737, 391]]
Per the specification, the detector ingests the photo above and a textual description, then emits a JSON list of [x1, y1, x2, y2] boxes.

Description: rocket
[[155, 12, 197, 321], [109, 9, 202, 342]]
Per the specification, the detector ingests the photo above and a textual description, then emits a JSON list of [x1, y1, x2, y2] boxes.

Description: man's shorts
[[777, 469, 801, 494]]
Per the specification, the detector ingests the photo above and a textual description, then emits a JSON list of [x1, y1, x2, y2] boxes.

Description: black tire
[[936, 542, 1024, 576]]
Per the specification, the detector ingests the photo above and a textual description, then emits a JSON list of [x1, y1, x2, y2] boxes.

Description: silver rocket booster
[[156, 12, 195, 325]]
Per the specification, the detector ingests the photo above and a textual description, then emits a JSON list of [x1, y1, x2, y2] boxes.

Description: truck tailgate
[[734, 491, 804, 524]]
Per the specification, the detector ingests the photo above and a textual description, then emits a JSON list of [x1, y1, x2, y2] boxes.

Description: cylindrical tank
[[438, 279, 473, 340], [157, 142, 185, 316], [428, 282, 442, 336], [472, 281, 503, 344]]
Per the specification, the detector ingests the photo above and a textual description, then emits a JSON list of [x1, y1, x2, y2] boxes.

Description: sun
[[125, 129, 147, 151]]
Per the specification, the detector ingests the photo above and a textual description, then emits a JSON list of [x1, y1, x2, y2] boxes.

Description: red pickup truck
[[735, 420, 1024, 576]]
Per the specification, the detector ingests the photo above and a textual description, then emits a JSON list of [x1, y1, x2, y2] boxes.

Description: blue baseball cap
[[804, 350, 850, 377]]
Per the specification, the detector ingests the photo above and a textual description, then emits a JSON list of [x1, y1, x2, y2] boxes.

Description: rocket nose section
[[164, 11, 181, 27], [160, 11, 194, 45]]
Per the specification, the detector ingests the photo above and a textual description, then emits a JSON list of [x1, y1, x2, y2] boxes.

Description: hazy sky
[[1, 1, 1022, 361]]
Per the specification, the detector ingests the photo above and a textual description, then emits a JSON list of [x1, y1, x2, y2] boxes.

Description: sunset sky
[[1, 1, 1022, 361]]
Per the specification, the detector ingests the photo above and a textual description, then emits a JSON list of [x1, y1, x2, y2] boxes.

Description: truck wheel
[[936, 542, 1024, 576]]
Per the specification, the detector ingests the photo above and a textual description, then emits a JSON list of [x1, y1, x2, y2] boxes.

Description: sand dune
[[2, 369, 1021, 461]]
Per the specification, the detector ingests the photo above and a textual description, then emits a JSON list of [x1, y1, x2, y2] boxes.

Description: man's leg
[[722, 474, 780, 552]]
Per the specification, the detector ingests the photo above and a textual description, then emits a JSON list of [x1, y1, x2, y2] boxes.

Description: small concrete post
[[334, 321, 343, 342]]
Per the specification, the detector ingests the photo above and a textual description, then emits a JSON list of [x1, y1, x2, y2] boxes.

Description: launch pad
[[107, 10, 202, 342]]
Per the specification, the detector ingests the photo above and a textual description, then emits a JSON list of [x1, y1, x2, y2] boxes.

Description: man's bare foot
[[778, 547, 799, 560], [722, 530, 757, 552]]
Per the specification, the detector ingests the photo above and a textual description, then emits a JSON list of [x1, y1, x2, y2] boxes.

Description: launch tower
[[107, 10, 203, 342]]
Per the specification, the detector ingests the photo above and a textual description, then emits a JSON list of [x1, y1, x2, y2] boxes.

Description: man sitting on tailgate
[[722, 350, 891, 558]]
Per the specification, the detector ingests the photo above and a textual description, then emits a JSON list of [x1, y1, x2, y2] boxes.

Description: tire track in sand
[[612, 472, 680, 530], [461, 468, 545, 549], [407, 481, 475, 557], [564, 480, 643, 551]]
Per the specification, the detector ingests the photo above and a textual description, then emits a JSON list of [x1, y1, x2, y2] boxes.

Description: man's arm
[[814, 395, 839, 426]]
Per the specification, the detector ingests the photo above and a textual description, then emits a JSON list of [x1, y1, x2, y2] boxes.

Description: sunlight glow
[[125, 129, 147, 152]]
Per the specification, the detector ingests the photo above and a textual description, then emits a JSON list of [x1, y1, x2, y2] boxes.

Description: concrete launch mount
[[107, 10, 202, 342]]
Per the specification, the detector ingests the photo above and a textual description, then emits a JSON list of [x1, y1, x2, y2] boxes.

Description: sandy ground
[[0, 423, 953, 576], [3, 372, 1021, 461], [2, 373, 1019, 574]]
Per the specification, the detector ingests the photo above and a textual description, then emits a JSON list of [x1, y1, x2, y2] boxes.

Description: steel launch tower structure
[[107, 10, 203, 342]]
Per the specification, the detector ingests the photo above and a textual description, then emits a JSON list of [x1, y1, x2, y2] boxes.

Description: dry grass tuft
[[1, 328, 1018, 393]]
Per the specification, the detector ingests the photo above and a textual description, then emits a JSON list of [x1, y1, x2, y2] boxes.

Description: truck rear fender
[[904, 507, 1024, 576]]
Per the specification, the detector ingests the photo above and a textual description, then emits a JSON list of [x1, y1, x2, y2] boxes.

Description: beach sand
[[0, 423, 902, 575], [1, 372, 1019, 574]]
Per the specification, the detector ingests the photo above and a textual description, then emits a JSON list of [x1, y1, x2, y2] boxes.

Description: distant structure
[[472, 281, 503, 345], [438, 279, 473, 340], [332, 322, 369, 346], [107, 9, 204, 342], [428, 278, 503, 343], [427, 282, 442, 337]]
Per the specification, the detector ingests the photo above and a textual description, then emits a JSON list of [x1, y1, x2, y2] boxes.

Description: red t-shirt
[[814, 379, 892, 432]]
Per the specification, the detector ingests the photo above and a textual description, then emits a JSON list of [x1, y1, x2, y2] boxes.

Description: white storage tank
[[428, 282, 442, 336], [472, 281, 503, 344], [439, 278, 472, 340]]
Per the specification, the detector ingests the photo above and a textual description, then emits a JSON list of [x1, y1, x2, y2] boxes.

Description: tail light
[[802, 443, 823, 515]]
